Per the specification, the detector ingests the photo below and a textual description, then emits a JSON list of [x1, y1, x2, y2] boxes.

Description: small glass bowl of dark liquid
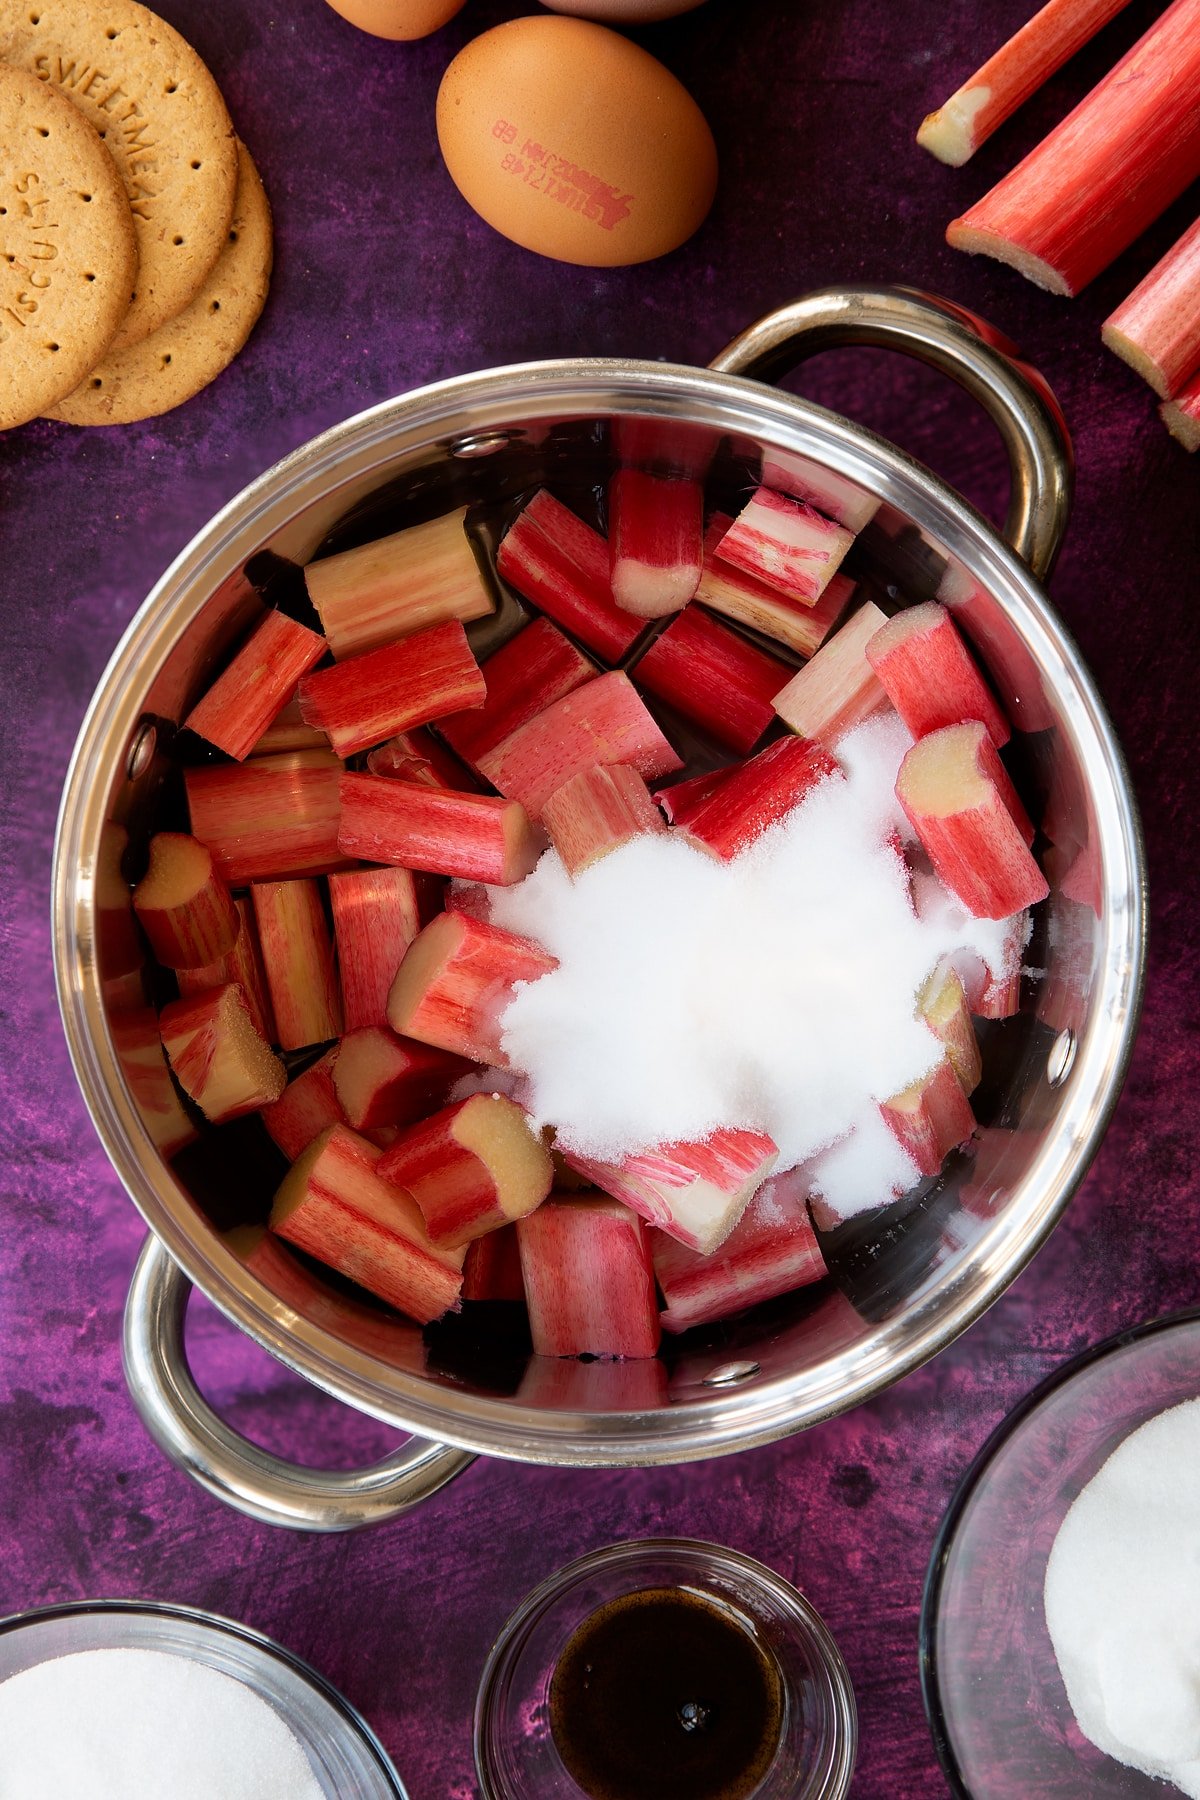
[[474, 1539, 856, 1800]]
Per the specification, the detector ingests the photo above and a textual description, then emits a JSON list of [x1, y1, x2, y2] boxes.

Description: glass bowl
[[920, 1309, 1200, 1798], [0, 1598, 407, 1798], [474, 1537, 857, 1799]]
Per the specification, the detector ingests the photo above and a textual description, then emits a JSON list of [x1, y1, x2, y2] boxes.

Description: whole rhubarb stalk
[[496, 489, 643, 662], [565, 1127, 779, 1255], [251, 878, 343, 1052], [160, 983, 286, 1124], [132, 832, 239, 971], [516, 1195, 661, 1358], [338, 773, 542, 886], [652, 1172, 827, 1334], [329, 866, 423, 1033], [541, 762, 665, 876], [185, 609, 327, 761], [633, 606, 792, 755], [298, 621, 485, 758], [271, 1124, 465, 1324], [387, 912, 557, 1066], [377, 1093, 555, 1247], [607, 469, 703, 619], [304, 509, 493, 660]]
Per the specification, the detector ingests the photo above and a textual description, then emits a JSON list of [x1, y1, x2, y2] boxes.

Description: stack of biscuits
[[0, 0, 272, 429]]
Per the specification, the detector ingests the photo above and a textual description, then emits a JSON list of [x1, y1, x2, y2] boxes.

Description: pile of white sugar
[[490, 714, 1019, 1220], [1045, 1399, 1200, 1797], [0, 1646, 326, 1799]]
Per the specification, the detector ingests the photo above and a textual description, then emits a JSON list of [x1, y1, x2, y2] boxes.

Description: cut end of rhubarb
[[897, 723, 993, 818], [916, 87, 990, 167], [945, 219, 1073, 296], [134, 833, 214, 910], [1100, 320, 1173, 399], [452, 1094, 555, 1228], [610, 559, 699, 619], [161, 983, 286, 1124], [1162, 393, 1200, 452]]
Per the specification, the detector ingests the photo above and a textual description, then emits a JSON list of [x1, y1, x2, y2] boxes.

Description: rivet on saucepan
[[1047, 1027, 1076, 1088], [703, 1361, 761, 1388], [125, 719, 157, 780], [449, 431, 514, 459]]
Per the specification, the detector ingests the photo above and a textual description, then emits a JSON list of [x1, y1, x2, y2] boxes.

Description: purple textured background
[[1, 1, 1197, 1794]]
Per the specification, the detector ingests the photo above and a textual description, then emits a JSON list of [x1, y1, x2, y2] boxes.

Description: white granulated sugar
[[0, 1646, 325, 1800], [489, 714, 1019, 1220], [1044, 1399, 1200, 1797]]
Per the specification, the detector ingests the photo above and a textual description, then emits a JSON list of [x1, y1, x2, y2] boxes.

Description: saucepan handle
[[710, 285, 1073, 583], [123, 1233, 475, 1531]]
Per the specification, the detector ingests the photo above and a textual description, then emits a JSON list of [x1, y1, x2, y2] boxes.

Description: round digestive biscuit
[[0, 0, 238, 348], [46, 138, 270, 424], [0, 62, 136, 429]]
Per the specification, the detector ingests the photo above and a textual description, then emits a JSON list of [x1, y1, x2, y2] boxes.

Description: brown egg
[[436, 16, 717, 266], [324, 0, 467, 40], [541, 1, 708, 18]]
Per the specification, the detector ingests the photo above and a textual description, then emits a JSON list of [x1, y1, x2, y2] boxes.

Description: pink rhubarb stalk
[[880, 1057, 976, 1177], [759, 451, 880, 533], [297, 620, 485, 758], [185, 750, 345, 885], [366, 726, 479, 791], [541, 762, 665, 876], [714, 486, 854, 605], [652, 765, 738, 829], [608, 469, 703, 619], [918, 0, 1132, 167], [516, 1196, 661, 1358], [652, 1171, 826, 1334], [477, 670, 682, 820], [251, 691, 328, 756], [250, 878, 343, 1052], [177, 894, 276, 1043], [919, 965, 983, 1094], [771, 601, 890, 746], [565, 1127, 779, 1255], [865, 601, 1010, 747], [332, 1027, 471, 1130], [159, 983, 286, 1124], [111, 1006, 199, 1157], [377, 1093, 554, 1248], [946, 0, 1200, 295], [495, 488, 643, 662], [387, 912, 557, 1066], [1103, 215, 1200, 398], [261, 1047, 346, 1161], [1161, 367, 1200, 451], [304, 509, 492, 660], [677, 736, 839, 861], [338, 773, 541, 886], [462, 1223, 526, 1302], [185, 610, 327, 761], [897, 723, 1048, 920], [132, 832, 239, 971], [271, 1124, 464, 1324], [696, 515, 854, 656], [328, 866, 423, 1033], [437, 617, 596, 767], [633, 605, 792, 754]]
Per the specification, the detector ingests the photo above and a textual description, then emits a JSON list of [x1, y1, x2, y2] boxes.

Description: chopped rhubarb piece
[[377, 1093, 554, 1248], [542, 762, 665, 876], [261, 1047, 345, 1161], [946, 0, 1200, 296], [185, 750, 345, 885], [333, 1026, 471, 1130], [160, 983, 286, 1124], [271, 1124, 464, 1324], [495, 489, 643, 662], [517, 1196, 661, 1357], [678, 736, 839, 861], [696, 514, 855, 655], [297, 621, 485, 759], [771, 602, 890, 746], [865, 602, 1010, 748], [132, 832, 239, 971], [919, 965, 982, 1094], [760, 452, 880, 533], [251, 692, 328, 756], [1162, 369, 1200, 452], [652, 1171, 827, 1334], [367, 726, 479, 791], [304, 509, 492, 660], [652, 765, 737, 828], [328, 867, 422, 1033], [477, 671, 682, 820], [338, 774, 542, 886], [444, 881, 492, 921], [462, 1223, 525, 1302], [715, 486, 854, 605], [251, 878, 343, 1051], [184, 610, 327, 761], [897, 723, 1049, 920], [608, 470, 703, 619], [438, 618, 596, 766], [880, 1057, 976, 1177], [917, 0, 1129, 167], [565, 1128, 779, 1255], [1103, 214, 1200, 398], [177, 894, 276, 1043], [111, 1006, 200, 1157], [634, 606, 792, 754], [387, 912, 557, 1066]]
